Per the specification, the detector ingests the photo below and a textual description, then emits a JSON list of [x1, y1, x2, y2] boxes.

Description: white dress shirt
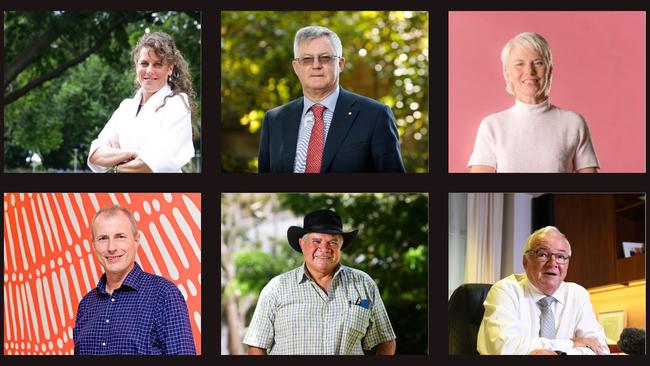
[[477, 273, 609, 355], [87, 83, 194, 173]]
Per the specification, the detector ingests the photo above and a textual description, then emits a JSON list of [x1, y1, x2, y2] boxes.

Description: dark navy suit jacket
[[258, 88, 405, 173]]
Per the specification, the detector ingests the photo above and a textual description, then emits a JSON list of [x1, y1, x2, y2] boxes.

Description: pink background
[[448, 11, 646, 173]]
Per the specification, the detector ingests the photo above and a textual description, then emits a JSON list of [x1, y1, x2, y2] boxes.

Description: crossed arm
[[88, 141, 152, 172]]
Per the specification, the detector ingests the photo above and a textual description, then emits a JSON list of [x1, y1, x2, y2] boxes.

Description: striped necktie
[[538, 296, 556, 339]]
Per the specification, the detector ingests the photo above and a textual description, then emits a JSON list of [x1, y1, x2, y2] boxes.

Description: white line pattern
[[3, 193, 202, 355]]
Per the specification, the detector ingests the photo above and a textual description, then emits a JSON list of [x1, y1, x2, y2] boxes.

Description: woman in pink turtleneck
[[468, 32, 599, 173]]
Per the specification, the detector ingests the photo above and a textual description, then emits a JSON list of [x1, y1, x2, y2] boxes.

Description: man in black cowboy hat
[[243, 209, 396, 355]]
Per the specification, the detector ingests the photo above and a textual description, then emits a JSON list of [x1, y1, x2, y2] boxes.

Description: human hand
[[572, 337, 604, 355], [529, 349, 558, 355]]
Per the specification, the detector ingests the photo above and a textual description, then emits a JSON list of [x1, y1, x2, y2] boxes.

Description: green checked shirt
[[243, 263, 396, 354]]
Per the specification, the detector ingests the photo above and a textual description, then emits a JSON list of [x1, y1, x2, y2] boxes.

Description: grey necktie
[[538, 296, 556, 339]]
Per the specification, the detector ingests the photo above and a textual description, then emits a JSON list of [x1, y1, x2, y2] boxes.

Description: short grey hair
[[501, 32, 553, 98], [293, 26, 343, 59], [91, 205, 138, 240], [523, 226, 571, 255]]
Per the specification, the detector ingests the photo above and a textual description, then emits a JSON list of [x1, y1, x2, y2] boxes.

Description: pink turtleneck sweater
[[468, 99, 599, 172]]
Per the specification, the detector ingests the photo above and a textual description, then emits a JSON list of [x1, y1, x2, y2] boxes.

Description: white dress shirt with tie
[[477, 273, 609, 355]]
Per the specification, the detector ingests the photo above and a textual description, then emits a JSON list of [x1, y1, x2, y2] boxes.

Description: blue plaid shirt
[[73, 262, 196, 355]]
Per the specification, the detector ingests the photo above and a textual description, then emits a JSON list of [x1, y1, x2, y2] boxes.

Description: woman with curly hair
[[88, 32, 196, 173]]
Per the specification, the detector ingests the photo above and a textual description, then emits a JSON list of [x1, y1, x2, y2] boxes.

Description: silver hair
[[523, 226, 572, 255], [91, 205, 138, 240], [293, 26, 343, 58], [501, 32, 553, 98]]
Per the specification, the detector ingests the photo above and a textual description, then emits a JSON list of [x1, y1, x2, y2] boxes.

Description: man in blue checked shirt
[[244, 209, 396, 355], [73, 205, 196, 355]]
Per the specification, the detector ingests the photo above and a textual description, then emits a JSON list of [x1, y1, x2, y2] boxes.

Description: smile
[[105, 254, 124, 262]]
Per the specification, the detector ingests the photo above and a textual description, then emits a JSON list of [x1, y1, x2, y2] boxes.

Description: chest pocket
[[339, 304, 371, 354]]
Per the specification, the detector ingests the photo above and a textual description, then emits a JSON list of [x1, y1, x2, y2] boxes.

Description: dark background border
[[1, 0, 648, 364]]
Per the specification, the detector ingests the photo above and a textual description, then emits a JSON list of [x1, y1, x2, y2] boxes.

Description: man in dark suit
[[258, 26, 405, 173]]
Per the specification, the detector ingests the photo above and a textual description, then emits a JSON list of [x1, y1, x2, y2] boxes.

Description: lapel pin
[[348, 111, 352, 115]]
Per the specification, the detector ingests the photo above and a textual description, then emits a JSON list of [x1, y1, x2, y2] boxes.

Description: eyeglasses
[[293, 55, 339, 67], [526, 248, 571, 264]]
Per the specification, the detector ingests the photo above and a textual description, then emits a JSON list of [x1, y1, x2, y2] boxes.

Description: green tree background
[[221, 193, 428, 355], [3, 11, 201, 172], [221, 11, 429, 173]]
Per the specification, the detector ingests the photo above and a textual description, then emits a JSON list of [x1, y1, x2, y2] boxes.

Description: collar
[[134, 83, 173, 108], [513, 98, 552, 114], [95, 262, 145, 296], [525, 275, 566, 305], [301, 85, 340, 118], [296, 262, 343, 284]]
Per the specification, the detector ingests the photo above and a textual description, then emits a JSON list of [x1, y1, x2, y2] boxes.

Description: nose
[[105, 239, 117, 252], [527, 62, 537, 75], [545, 254, 560, 266], [311, 57, 323, 68]]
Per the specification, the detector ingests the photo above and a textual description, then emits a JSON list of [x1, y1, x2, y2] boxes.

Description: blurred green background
[[3, 11, 201, 172], [221, 11, 429, 173], [221, 193, 428, 354]]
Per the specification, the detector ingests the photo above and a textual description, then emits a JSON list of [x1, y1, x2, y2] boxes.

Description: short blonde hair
[[501, 32, 553, 99]]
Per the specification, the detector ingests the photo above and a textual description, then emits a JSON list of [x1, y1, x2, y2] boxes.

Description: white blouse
[[87, 84, 194, 173]]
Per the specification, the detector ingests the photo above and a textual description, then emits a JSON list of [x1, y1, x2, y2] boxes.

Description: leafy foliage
[[221, 11, 429, 172]]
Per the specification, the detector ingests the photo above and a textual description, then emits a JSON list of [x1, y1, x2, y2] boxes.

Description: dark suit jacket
[[258, 88, 406, 173]]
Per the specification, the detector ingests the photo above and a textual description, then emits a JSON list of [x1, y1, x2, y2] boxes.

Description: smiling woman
[[87, 32, 196, 173], [467, 32, 600, 173]]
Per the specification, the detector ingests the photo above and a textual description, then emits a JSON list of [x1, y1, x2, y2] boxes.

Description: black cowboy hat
[[287, 209, 358, 252]]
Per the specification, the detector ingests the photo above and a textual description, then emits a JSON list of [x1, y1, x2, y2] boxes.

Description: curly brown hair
[[131, 32, 196, 117]]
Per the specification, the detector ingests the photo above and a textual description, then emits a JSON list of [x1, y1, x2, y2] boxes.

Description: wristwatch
[[554, 350, 567, 355]]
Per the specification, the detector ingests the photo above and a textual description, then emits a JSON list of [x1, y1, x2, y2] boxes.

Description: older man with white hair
[[477, 226, 608, 355]]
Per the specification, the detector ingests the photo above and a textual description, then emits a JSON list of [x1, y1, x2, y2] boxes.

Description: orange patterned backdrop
[[3, 193, 201, 355]]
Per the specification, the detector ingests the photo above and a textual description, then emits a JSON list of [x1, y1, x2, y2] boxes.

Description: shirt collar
[[525, 274, 566, 304], [95, 262, 145, 295], [513, 98, 552, 114], [134, 83, 173, 107], [301, 85, 340, 118]]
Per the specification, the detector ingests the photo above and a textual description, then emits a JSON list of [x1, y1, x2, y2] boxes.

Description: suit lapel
[[321, 89, 358, 172], [281, 98, 304, 172]]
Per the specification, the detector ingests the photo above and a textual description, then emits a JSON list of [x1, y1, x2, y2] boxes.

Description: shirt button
[[102, 342, 106, 346], [105, 319, 109, 323], [111, 298, 115, 302]]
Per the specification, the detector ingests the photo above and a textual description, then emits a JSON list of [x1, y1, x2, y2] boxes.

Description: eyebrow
[[535, 246, 567, 253], [512, 58, 543, 62]]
